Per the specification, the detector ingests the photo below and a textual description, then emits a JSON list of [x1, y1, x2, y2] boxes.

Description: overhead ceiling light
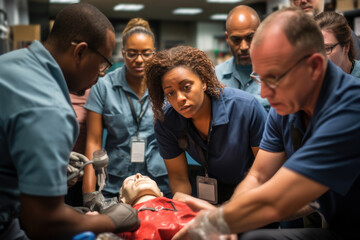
[[113, 4, 144, 11], [207, 0, 243, 3], [210, 14, 228, 20], [50, 0, 80, 3], [173, 8, 203, 15]]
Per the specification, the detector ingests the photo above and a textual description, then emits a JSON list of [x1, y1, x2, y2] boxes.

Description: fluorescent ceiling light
[[173, 8, 203, 15], [207, 0, 243, 3], [210, 14, 228, 20], [113, 4, 144, 11], [50, 0, 79, 3]]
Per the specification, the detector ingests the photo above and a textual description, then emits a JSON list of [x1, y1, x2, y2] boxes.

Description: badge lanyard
[[187, 116, 218, 204], [126, 92, 149, 163]]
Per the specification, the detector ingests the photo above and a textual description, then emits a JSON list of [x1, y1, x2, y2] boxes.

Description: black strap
[[138, 201, 178, 212], [186, 117, 212, 177], [125, 92, 150, 136]]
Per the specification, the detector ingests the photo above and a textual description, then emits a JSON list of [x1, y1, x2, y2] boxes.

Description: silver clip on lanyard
[[125, 92, 150, 136]]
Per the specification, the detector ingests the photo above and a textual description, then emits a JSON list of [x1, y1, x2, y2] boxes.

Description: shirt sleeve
[[154, 119, 183, 160], [84, 78, 107, 114], [260, 108, 285, 152], [9, 107, 78, 196], [284, 107, 360, 196], [248, 98, 268, 147]]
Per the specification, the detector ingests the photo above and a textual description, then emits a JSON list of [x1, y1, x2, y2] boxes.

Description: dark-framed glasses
[[250, 54, 312, 89], [123, 50, 155, 61], [325, 42, 340, 55], [71, 41, 112, 73]]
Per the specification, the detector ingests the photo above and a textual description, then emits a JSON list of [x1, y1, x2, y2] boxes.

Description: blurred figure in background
[[315, 11, 360, 78]]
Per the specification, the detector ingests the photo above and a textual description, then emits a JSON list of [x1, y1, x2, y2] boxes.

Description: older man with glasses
[[173, 7, 360, 240]]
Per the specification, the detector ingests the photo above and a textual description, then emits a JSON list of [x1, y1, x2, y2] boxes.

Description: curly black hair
[[145, 46, 224, 121]]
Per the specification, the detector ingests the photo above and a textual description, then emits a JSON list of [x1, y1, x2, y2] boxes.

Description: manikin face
[[122, 33, 155, 80], [225, 10, 259, 66], [322, 29, 349, 73], [120, 173, 163, 205], [290, 0, 324, 17], [161, 66, 207, 119]]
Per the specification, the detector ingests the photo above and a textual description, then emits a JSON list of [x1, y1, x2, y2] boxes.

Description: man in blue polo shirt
[[215, 5, 270, 112], [173, 8, 360, 240]]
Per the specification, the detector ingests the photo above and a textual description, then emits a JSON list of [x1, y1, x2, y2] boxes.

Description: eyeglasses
[[71, 41, 112, 73], [325, 42, 340, 55], [250, 54, 312, 89], [123, 50, 155, 61]]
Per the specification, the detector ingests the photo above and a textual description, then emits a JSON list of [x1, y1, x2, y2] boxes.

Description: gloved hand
[[187, 206, 233, 240], [83, 191, 118, 212], [102, 203, 140, 233], [67, 152, 90, 187]]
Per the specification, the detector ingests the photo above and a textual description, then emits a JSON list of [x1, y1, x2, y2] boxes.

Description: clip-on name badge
[[197, 175, 218, 204], [130, 137, 146, 163]]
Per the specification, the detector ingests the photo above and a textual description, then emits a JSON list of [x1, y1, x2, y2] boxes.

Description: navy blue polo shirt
[[155, 87, 267, 184], [260, 61, 360, 233]]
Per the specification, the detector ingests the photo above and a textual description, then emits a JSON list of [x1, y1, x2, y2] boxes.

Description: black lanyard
[[187, 116, 213, 177], [125, 92, 149, 137]]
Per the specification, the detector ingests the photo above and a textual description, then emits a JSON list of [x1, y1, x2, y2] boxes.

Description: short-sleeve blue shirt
[[260, 61, 360, 232], [155, 87, 267, 184], [0, 41, 78, 226], [215, 57, 270, 112], [85, 66, 170, 196]]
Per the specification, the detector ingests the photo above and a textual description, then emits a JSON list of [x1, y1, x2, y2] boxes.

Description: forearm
[[169, 176, 192, 195], [20, 196, 114, 240], [281, 204, 315, 221], [83, 143, 101, 193], [230, 173, 263, 200]]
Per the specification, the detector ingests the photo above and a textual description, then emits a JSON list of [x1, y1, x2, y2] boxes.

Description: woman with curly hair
[[145, 46, 267, 204]]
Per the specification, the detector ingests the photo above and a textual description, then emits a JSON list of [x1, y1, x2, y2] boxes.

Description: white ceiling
[[31, 0, 267, 22]]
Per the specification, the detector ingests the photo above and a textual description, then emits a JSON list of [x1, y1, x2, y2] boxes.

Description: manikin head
[[120, 173, 163, 205]]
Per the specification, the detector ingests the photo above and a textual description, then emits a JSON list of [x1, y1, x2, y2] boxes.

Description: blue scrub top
[[0, 41, 78, 226], [215, 57, 270, 112], [155, 87, 267, 184], [260, 61, 360, 232], [85, 66, 170, 196]]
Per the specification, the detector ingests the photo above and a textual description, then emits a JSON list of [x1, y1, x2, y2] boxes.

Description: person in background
[[215, 5, 270, 112], [315, 11, 360, 78], [66, 89, 90, 207], [173, 7, 360, 240], [82, 18, 171, 211], [145, 46, 267, 205], [290, 0, 360, 59], [0, 3, 139, 239]]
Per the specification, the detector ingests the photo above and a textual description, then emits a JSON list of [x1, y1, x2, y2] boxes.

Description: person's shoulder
[[222, 87, 256, 102], [215, 57, 234, 73]]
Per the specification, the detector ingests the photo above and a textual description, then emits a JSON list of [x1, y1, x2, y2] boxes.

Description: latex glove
[[83, 191, 118, 212], [172, 206, 234, 240], [102, 203, 140, 233], [67, 152, 90, 186]]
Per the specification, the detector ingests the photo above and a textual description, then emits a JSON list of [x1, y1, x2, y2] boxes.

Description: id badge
[[197, 175, 218, 204], [130, 137, 146, 163]]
